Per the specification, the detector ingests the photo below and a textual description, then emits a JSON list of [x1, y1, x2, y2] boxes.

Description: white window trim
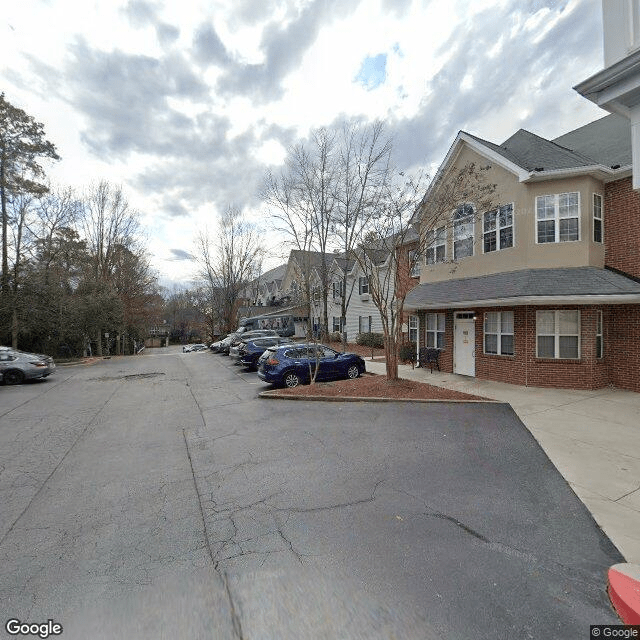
[[359, 276, 369, 295], [453, 204, 475, 260], [408, 250, 421, 277], [596, 310, 604, 359], [425, 226, 447, 265], [593, 193, 604, 243], [483, 311, 515, 356], [358, 315, 372, 333], [408, 315, 418, 343], [426, 312, 445, 349], [535, 192, 581, 244], [332, 316, 344, 332], [332, 280, 345, 299], [482, 203, 515, 254], [536, 310, 581, 359]]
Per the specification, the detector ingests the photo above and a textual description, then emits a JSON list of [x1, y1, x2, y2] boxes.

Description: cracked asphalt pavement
[[0, 346, 623, 639]]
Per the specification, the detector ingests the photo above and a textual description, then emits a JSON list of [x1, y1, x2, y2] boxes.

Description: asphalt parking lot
[[0, 346, 624, 639]]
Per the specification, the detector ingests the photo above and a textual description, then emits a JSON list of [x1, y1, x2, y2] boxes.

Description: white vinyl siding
[[536, 310, 580, 359], [483, 311, 514, 355], [536, 192, 580, 243]]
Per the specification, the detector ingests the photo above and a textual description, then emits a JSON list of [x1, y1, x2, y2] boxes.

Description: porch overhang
[[404, 267, 640, 311]]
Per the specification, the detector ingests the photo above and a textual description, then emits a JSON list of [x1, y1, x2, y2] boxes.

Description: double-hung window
[[358, 315, 372, 333], [536, 192, 580, 243], [425, 227, 446, 264], [332, 316, 344, 332], [484, 311, 514, 355], [483, 204, 514, 253], [596, 311, 603, 358], [408, 250, 421, 277], [358, 277, 369, 295], [453, 204, 474, 259], [332, 280, 344, 299], [536, 310, 580, 359], [408, 315, 418, 343], [426, 313, 445, 349], [593, 194, 603, 243]]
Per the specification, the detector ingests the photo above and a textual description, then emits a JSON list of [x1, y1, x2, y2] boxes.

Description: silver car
[[0, 347, 56, 384]]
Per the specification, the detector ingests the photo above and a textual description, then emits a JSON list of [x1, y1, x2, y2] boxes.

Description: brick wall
[[604, 304, 640, 393], [419, 305, 640, 391], [604, 177, 640, 279]]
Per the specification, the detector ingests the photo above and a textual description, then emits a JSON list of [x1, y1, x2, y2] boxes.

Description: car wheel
[[4, 369, 25, 385], [283, 371, 301, 388], [347, 365, 360, 379]]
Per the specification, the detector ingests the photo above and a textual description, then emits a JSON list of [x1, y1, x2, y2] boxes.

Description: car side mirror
[[334, 353, 339, 358]]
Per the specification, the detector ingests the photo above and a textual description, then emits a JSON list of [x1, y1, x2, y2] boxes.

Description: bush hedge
[[356, 332, 385, 349], [398, 342, 417, 362]]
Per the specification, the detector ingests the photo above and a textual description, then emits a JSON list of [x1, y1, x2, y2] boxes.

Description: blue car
[[237, 337, 293, 370], [257, 343, 366, 388]]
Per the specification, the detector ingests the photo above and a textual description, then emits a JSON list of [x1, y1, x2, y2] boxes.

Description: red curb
[[608, 564, 640, 624]]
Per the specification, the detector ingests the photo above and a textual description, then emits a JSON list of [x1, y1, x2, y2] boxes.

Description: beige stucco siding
[[419, 145, 607, 283]]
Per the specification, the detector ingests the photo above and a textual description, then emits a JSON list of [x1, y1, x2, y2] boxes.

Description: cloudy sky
[[2, 0, 606, 285]]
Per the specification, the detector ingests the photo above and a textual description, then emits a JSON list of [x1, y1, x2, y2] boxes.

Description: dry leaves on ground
[[271, 373, 488, 401]]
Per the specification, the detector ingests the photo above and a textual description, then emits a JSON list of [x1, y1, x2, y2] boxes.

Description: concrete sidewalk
[[365, 359, 640, 563]]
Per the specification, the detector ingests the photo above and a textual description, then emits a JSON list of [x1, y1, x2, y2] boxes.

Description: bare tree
[[80, 181, 143, 355], [194, 207, 263, 336], [354, 163, 496, 381], [262, 166, 315, 337], [332, 121, 392, 347], [263, 129, 339, 340]]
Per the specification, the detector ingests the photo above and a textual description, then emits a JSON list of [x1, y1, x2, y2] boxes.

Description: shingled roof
[[462, 113, 632, 176], [552, 113, 631, 169], [404, 267, 640, 310]]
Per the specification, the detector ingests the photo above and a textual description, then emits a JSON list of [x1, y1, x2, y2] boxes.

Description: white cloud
[[0, 0, 607, 283]]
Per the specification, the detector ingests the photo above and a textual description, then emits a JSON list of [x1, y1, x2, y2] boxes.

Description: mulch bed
[[264, 373, 490, 401]]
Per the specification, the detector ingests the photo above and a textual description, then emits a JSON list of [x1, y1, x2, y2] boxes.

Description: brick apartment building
[[404, 114, 640, 392]]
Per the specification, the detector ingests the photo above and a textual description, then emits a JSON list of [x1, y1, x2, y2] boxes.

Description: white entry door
[[454, 315, 475, 376]]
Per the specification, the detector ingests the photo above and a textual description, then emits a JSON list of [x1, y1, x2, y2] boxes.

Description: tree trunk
[[384, 335, 399, 380], [0, 158, 8, 297], [96, 331, 103, 356], [11, 305, 18, 349]]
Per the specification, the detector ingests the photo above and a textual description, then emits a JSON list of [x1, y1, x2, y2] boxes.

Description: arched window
[[453, 203, 475, 259]]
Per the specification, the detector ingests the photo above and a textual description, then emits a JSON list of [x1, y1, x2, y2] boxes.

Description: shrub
[[356, 332, 385, 349], [328, 331, 343, 343], [398, 342, 417, 363]]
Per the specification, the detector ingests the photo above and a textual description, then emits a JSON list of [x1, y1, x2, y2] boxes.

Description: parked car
[[222, 329, 279, 356], [188, 344, 208, 352], [257, 343, 365, 387], [228, 330, 281, 360], [0, 346, 56, 384], [209, 339, 226, 352], [236, 337, 294, 370], [215, 331, 246, 355]]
